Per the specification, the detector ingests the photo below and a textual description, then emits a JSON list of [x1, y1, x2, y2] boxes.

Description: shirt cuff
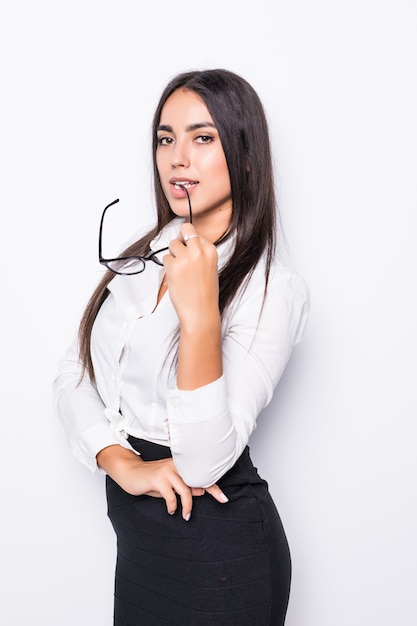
[[167, 375, 228, 424], [69, 422, 137, 473]]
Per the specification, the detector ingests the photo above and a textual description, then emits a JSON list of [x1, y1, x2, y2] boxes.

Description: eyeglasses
[[99, 186, 193, 275]]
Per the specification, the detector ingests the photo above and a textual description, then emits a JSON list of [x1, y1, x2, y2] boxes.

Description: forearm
[[96, 444, 147, 492], [96, 444, 141, 475], [164, 223, 223, 391], [176, 311, 223, 390]]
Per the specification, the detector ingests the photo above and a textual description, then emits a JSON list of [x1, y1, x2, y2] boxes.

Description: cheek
[[204, 151, 229, 179], [156, 147, 171, 172], [213, 156, 231, 192]]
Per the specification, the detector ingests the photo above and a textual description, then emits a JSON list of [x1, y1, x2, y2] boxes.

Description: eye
[[195, 134, 214, 144], [157, 136, 174, 146]]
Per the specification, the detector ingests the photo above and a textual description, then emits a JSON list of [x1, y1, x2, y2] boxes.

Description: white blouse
[[53, 218, 310, 488]]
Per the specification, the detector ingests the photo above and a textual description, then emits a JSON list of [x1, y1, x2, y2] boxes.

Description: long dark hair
[[79, 69, 279, 382]]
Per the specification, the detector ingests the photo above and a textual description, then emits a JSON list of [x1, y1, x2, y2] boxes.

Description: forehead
[[159, 88, 214, 126]]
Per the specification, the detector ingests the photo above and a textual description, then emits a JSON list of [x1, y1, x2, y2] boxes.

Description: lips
[[169, 177, 198, 189], [169, 178, 198, 200]]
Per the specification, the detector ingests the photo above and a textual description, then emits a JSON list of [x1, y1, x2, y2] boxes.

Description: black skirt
[[106, 438, 291, 625]]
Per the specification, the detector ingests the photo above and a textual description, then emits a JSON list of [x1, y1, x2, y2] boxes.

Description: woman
[[53, 68, 309, 625]]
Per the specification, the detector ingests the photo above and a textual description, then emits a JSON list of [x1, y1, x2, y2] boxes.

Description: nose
[[171, 139, 190, 168]]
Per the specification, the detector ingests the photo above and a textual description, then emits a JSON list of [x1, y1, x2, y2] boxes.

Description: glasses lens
[[106, 258, 145, 274]]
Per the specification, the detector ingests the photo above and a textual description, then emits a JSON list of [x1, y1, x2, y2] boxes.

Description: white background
[[1, 1, 416, 624]]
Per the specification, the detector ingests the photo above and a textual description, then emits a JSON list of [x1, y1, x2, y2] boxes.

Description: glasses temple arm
[[177, 185, 192, 224], [99, 198, 120, 260]]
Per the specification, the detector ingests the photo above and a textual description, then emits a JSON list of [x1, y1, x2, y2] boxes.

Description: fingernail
[[169, 511, 175, 515], [220, 492, 229, 503], [185, 513, 191, 521]]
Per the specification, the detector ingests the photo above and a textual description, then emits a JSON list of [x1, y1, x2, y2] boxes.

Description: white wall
[[1, 1, 416, 624]]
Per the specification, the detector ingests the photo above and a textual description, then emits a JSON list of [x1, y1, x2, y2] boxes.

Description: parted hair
[[79, 68, 278, 382]]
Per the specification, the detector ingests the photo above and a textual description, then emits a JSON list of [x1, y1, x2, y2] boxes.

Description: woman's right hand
[[96, 444, 228, 521]]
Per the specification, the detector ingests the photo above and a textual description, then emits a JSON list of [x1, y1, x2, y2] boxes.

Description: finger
[[191, 487, 205, 497], [182, 233, 200, 245], [168, 238, 185, 256], [160, 488, 178, 516], [175, 485, 193, 521], [178, 223, 205, 245], [204, 484, 229, 503]]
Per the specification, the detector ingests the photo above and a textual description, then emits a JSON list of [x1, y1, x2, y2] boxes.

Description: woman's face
[[156, 88, 232, 238]]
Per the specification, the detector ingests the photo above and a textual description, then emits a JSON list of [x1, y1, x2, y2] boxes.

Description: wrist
[[96, 444, 141, 474], [179, 308, 221, 336]]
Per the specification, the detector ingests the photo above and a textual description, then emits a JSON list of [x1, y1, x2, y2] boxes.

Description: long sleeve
[[166, 265, 310, 487], [53, 335, 136, 472]]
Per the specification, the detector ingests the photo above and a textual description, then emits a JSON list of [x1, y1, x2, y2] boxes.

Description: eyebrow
[[157, 122, 217, 133]]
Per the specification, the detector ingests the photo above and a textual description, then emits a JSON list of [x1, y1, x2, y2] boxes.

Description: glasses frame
[[98, 187, 193, 275]]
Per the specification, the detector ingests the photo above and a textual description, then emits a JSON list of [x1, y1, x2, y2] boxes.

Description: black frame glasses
[[99, 186, 193, 275]]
